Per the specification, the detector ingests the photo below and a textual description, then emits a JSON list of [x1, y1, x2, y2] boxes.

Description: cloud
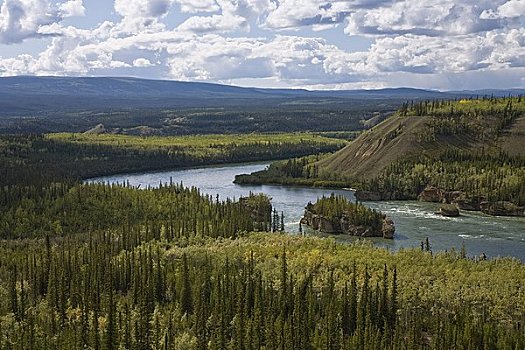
[[114, 0, 175, 32], [175, 0, 219, 13], [344, 0, 509, 37], [133, 58, 154, 67], [0, 0, 524, 91], [264, 0, 353, 30], [262, 0, 403, 30], [164, 34, 269, 80], [59, 0, 85, 17], [177, 13, 247, 33], [0, 0, 57, 44], [322, 28, 525, 76], [260, 0, 523, 36], [0, 0, 86, 44], [481, 0, 525, 19], [2, 23, 524, 86]]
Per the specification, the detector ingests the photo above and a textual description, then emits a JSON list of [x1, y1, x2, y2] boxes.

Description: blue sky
[[0, 0, 524, 90]]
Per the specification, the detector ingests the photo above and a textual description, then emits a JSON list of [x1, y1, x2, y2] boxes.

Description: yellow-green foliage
[[49, 132, 347, 157], [0, 179, 523, 349], [173, 232, 524, 321], [400, 96, 525, 140], [364, 149, 525, 205], [402, 96, 525, 117]]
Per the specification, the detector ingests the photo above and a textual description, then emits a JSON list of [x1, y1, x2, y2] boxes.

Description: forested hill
[[318, 97, 525, 179]]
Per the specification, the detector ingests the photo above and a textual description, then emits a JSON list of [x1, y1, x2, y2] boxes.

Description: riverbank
[[92, 162, 525, 261], [235, 166, 525, 218]]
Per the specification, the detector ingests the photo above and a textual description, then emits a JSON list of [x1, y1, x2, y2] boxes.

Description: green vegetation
[[302, 194, 389, 237], [0, 102, 397, 135], [1, 99, 524, 348], [307, 194, 384, 229], [237, 97, 525, 214], [314, 131, 362, 141], [0, 133, 345, 186], [0, 182, 273, 240], [234, 154, 349, 188], [400, 96, 525, 141], [1, 219, 523, 349], [361, 149, 525, 205], [49, 132, 345, 149]]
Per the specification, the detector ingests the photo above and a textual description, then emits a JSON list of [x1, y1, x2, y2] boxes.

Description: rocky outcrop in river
[[438, 204, 460, 217], [301, 208, 395, 239], [480, 201, 525, 217], [354, 190, 383, 201]]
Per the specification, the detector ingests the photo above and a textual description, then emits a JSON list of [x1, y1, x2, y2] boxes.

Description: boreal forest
[[0, 89, 523, 350]]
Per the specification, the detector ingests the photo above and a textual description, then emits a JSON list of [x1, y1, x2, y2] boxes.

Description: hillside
[[498, 113, 525, 156], [318, 97, 525, 179], [235, 97, 525, 214], [1, 76, 521, 117], [317, 114, 427, 179]]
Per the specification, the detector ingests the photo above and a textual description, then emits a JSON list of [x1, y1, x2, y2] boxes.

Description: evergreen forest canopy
[[0, 174, 524, 349], [0, 96, 523, 349]]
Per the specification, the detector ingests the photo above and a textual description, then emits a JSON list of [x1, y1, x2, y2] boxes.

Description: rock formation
[[301, 207, 395, 239], [416, 185, 524, 217], [438, 204, 460, 217], [480, 201, 525, 217]]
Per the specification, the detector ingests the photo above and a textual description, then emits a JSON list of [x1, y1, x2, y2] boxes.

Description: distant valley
[[1, 76, 524, 135]]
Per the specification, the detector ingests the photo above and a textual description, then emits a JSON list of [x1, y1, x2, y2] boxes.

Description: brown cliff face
[[318, 103, 525, 180], [317, 115, 427, 179]]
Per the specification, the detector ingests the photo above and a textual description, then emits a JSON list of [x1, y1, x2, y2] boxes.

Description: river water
[[89, 163, 525, 261]]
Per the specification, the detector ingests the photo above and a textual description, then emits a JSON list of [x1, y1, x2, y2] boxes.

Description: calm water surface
[[89, 163, 525, 261]]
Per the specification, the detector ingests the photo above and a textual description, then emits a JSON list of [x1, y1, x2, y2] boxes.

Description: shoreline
[[234, 176, 525, 218]]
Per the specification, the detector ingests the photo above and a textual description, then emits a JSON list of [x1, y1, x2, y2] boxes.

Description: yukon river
[[89, 163, 525, 261]]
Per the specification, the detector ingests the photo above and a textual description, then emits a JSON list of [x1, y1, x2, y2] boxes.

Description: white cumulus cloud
[[481, 0, 525, 19], [133, 58, 154, 67], [177, 13, 247, 33], [59, 0, 85, 17], [114, 0, 175, 32], [175, 0, 219, 13], [0, 0, 524, 90], [0, 0, 85, 44]]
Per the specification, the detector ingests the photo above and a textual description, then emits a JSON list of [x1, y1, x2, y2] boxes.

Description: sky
[[0, 0, 524, 90]]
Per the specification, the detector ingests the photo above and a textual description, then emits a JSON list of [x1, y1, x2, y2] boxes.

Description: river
[[89, 163, 525, 261]]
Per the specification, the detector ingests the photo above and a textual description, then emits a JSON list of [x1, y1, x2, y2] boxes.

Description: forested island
[[301, 194, 395, 238]]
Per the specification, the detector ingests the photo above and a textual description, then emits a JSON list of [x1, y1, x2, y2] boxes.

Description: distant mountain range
[[1, 76, 523, 116]]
